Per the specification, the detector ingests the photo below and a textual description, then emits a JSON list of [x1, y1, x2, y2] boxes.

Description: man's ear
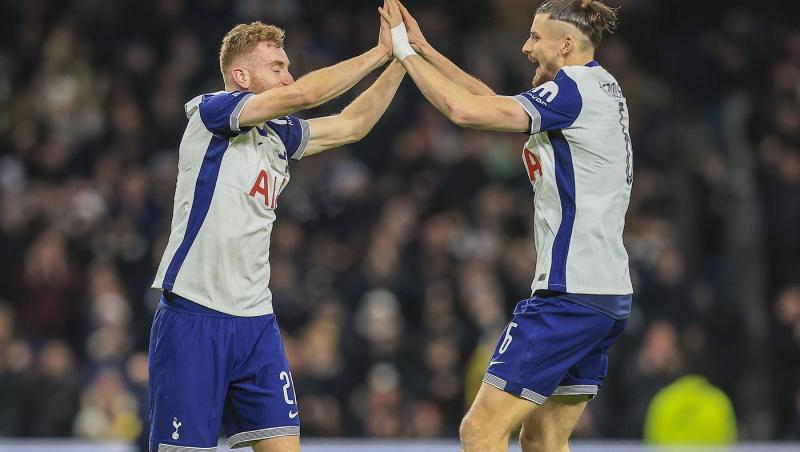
[[231, 66, 250, 89], [560, 35, 575, 56]]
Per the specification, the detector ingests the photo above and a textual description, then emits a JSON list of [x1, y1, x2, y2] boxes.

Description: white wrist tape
[[390, 23, 417, 61]]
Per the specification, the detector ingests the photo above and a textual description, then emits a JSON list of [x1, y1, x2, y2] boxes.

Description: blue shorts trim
[[484, 294, 626, 404]]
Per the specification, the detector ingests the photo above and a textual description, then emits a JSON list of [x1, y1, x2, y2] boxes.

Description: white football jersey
[[512, 61, 633, 304], [152, 91, 309, 316]]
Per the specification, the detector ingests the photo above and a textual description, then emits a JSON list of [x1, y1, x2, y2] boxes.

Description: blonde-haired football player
[[149, 11, 404, 452]]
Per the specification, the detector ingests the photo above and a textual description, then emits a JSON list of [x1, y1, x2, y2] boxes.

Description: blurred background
[[0, 0, 798, 449]]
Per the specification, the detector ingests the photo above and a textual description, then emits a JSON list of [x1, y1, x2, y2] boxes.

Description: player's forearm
[[296, 46, 391, 109], [340, 61, 406, 139], [401, 54, 478, 126], [241, 46, 390, 126], [417, 44, 495, 96]]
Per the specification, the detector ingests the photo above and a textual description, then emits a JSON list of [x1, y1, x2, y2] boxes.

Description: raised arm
[[239, 17, 393, 127], [304, 61, 406, 156], [379, 0, 528, 132], [399, 2, 496, 96]]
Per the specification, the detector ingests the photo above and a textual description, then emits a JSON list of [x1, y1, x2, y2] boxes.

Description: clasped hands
[[377, 0, 430, 61]]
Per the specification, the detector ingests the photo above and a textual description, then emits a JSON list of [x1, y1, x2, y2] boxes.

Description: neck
[[224, 81, 247, 92], [564, 51, 595, 67]]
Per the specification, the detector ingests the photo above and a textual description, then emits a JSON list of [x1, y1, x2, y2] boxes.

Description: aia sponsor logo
[[249, 168, 288, 209], [523, 147, 542, 184]]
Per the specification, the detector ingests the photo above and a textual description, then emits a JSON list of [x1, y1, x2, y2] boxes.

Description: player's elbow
[[337, 115, 369, 144], [345, 125, 368, 144], [444, 98, 478, 128], [280, 84, 317, 110], [297, 86, 319, 109], [448, 107, 480, 128], [449, 110, 470, 128]]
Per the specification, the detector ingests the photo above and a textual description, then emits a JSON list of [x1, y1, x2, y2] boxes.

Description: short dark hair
[[536, 0, 618, 47]]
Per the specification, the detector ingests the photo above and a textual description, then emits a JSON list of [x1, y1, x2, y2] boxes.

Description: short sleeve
[[511, 71, 583, 134], [266, 116, 310, 160], [198, 91, 254, 136]]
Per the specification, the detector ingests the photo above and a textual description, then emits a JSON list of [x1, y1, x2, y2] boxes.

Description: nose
[[522, 37, 533, 55], [282, 72, 294, 86]]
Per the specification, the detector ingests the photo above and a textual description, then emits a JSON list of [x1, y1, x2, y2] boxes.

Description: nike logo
[[489, 360, 505, 366], [288, 410, 299, 419], [278, 151, 287, 160]]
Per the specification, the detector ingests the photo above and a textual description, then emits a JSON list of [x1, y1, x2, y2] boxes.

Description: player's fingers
[[399, 4, 410, 20], [400, 3, 418, 26], [378, 7, 392, 24], [385, 0, 401, 25], [398, 1, 410, 17], [388, 0, 400, 16]]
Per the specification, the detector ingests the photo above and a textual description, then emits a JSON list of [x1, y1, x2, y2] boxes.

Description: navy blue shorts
[[483, 294, 626, 404], [148, 294, 299, 451]]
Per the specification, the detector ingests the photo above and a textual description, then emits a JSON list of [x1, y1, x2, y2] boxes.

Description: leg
[[460, 382, 538, 452], [519, 394, 590, 452], [469, 295, 623, 452], [224, 314, 300, 449], [251, 435, 300, 452], [148, 298, 230, 451]]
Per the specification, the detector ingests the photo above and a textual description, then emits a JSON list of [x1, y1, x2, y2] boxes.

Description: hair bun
[[536, 0, 618, 47]]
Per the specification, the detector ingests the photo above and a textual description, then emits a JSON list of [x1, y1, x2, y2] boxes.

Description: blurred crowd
[[0, 0, 798, 446]]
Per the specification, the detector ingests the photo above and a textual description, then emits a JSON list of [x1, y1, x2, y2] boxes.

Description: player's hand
[[378, 0, 402, 28], [378, 1, 393, 59], [398, 1, 430, 54]]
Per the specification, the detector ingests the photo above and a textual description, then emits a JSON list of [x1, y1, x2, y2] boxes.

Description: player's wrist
[[415, 40, 432, 57], [390, 23, 417, 61], [372, 45, 392, 65]]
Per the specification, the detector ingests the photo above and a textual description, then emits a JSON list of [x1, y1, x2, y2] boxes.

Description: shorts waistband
[[160, 291, 236, 318]]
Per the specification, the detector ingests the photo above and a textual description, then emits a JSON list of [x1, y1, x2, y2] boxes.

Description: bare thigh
[[519, 394, 590, 452], [460, 383, 540, 452], [251, 435, 300, 452]]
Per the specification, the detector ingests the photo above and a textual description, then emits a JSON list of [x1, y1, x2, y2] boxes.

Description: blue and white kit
[[484, 61, 634, 404], [149, 90, 308, 451]]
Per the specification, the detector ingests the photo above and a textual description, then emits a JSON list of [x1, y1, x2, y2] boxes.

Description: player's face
[[246, 42, 295, 93], [522, 14, 562, 87]]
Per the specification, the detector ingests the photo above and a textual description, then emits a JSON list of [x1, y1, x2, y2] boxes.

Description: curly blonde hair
[[219, 21, 285, 84]]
